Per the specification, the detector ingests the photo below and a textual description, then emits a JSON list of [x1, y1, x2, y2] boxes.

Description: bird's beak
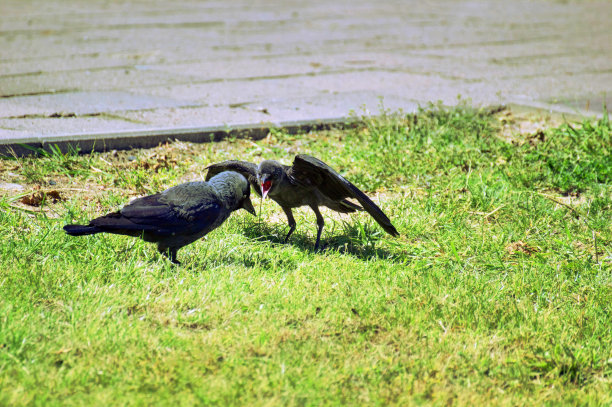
[[242, 196, 257, 216], [261, 179, 272, 200]]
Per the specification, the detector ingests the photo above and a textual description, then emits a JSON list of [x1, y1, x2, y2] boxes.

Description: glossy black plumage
[[206, 154, 398, 250], [64, 171, 256, 264]]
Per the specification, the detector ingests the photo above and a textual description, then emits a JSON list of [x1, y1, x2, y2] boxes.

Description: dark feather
[[338, 199, 362, 213], [205, 160, 262, 195], [119, 194, 192, 230], [63, 224, 101, 236], [290, 155, 399, 236], [92, 196, 222, 237]]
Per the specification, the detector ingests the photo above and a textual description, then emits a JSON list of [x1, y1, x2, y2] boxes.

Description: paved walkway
[[1, 0, 611, 153]]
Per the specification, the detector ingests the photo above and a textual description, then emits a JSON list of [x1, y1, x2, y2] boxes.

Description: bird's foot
[[161, 248, 181, 265]]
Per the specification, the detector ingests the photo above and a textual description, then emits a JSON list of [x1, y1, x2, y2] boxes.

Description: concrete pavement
[[1, 0, 611, 154]]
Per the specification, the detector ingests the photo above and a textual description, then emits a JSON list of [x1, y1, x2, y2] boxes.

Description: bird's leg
[[168, 248, 180, 265], [160, 246, 181, 265], [310, 205, 325, 252], [282, 207, 297, 243]]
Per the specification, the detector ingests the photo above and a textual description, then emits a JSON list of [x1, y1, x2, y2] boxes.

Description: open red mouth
[[261, 180, 272, 199]]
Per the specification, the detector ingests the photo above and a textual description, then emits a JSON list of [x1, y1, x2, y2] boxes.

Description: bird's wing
[[87, 194, 175, 235], [116, 193, 223, 235], [205, 160, 262, 196], [289, 155, 399, 236], [288, 155, 349, 199], [87, 210, 158, 235]]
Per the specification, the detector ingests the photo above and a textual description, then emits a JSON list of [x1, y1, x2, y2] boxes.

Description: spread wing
[[205, 160, 262, 196], [289, 154, 399, 236]]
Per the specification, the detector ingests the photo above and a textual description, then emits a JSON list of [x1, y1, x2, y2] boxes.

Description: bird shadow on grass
[[242, 219, 408, 264]]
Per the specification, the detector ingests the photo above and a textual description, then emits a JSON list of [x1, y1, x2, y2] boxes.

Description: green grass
[[0, 105, 610, 406]]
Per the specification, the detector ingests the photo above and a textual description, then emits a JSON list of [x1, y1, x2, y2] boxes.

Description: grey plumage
[[64, 171, 256, 264], [206, 154, 398, 250]]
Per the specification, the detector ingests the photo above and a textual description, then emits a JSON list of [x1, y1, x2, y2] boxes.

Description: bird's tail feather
[[348, 186, 400, 237], [337, 199, 362, 213], [63, 224, 101, 236]]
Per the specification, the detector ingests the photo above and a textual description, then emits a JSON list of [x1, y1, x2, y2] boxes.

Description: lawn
[[0, 104, 610, 406]]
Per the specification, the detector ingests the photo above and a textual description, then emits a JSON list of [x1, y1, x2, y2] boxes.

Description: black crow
[[206, 155, 398, 250], [64, 171, 256, 264]]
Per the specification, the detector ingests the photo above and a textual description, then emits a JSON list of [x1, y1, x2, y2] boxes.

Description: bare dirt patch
[[496, 108, 565, 145]]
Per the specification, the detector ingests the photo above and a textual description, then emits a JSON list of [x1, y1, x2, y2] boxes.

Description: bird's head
[[211, 171, 257, 216], [257, 160, 284, 199]]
